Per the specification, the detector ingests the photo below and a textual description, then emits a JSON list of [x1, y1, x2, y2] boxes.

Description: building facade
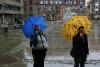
[[25, 0, 86, 21], [87, 0, 92, 20], [0, 0, 24, 28], [92, 0, 100, 20], [88, 0, 100, 20]]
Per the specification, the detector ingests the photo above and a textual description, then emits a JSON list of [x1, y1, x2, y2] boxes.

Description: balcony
[[0, 9, 24, 15], [0, 0, 22, 6]]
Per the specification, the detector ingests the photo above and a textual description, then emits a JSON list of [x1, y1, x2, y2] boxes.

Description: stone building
[[0, 0, 24, 28]]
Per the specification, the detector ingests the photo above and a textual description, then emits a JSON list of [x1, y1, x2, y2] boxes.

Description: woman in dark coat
[[70, 26, 89, 67]]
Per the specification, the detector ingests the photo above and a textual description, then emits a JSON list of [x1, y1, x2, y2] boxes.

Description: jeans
[[74, 55, 87, 67], [32, 49, 47, 67]]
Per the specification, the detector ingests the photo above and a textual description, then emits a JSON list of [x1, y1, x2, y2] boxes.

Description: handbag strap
[[39, 34, 43, 44]]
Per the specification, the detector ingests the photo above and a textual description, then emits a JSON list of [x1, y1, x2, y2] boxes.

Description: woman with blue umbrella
[[22, 16, 47, 38], [30, 25, 48, 67], [22, 16, 48, 67]]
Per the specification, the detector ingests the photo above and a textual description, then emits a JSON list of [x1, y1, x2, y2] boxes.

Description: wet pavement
[[0, 20, 100, 67], [89, 21, 100, 50], [1, 63, 100, 67], [0, 29, 24, 64]]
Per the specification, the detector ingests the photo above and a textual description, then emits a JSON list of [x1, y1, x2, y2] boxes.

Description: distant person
[[30, 25, 48, 67], [70, 26, 89, 67], [3, 24, 8, 34]]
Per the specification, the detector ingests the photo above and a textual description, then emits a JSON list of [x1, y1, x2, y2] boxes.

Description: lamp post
[[2, 3, 5, 24]]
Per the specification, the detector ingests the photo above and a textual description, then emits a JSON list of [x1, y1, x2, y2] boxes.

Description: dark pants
[[74, 55, 87, 67], [32, 49, 47, 67]]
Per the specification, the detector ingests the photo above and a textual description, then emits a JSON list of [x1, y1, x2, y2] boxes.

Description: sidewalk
[[0, 61, 100, 67], [24, 49, 100, 64], [0, 29, 24, 64], [0, 40, 100, 67], [27, 63, 100, 67], [0, 27, 100, 67], [0, 29, 23, 55]]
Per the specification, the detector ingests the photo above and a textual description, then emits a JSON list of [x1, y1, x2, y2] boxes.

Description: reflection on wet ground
[[0, 30, 24, 64], [0, 21, 100, 67], [89, 21, 100, 50]]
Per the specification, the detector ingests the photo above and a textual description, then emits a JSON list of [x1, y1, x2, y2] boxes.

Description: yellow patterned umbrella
[[63, 16, 91, 41]]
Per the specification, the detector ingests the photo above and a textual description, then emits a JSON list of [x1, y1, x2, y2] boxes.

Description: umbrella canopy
[[22, 16, 46, 38], [63, 16, 91, 41]]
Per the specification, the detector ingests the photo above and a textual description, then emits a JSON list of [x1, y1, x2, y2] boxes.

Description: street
[[0, 0, 100, 67], [0, 20, 100, 67], [1, 63, 100, 67]]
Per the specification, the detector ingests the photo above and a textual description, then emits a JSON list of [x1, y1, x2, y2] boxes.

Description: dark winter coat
[[70, 33, 89, 57]]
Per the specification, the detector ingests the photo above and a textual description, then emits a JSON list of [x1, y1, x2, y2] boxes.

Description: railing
[[0, 10, 23, 14], [0, 0, 22, 6]]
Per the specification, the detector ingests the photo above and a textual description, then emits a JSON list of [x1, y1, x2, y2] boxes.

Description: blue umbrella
[[22, 16, 46, 38]]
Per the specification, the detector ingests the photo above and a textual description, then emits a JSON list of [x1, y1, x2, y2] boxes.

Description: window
[[80, 2, 83, 5], [68, 1, 70, 5], [74, 1, 76, 5], [45, 1, 48, 4], [96, 11, 98, 14], [70, 1, 72, 5], [40, 1, 43, 4], [51, 1, 53, 4], [95, 8, 99, 11], [66, 1, 68, 4], [94, 15, 99, 19], [55, 1, 58, 4], [95, 3, 99, 6], [28, 0, 31, 5], [15, 0, 20, 2], [95, 0, 99, 2], [59, 1, 62, 4], [36, 1, 39, 4], [30, 7, 32, 11], [0, 4, 2, 9], [4, 4, 21, 11], [4, 4, 7, 10], [52, 0, 55, 4]]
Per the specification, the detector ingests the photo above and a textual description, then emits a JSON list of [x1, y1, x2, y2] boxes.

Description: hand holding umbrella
[[22, 16, 46, 38]]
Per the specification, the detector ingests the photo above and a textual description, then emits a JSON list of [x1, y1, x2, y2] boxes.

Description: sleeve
[[30, 38, 32, 48], [70, 36, 76, 57], [86, 35, 89, 54], [30, 35, 33, 48], [72, 35, 79, 52], [72, 36, 77, 48]]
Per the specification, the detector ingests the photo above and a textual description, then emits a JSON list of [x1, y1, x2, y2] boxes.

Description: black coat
[[30, 32, 38, 47], [70, 33, 89, 57]]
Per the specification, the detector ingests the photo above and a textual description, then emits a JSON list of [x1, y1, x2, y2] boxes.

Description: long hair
[[78, 26, 84, 30]]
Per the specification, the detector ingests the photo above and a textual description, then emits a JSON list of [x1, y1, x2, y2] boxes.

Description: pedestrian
[[3, 24, 8, 34], [4, 26, 8, 34], [70, 26, 89, 67], [30, 25, 48, 67]]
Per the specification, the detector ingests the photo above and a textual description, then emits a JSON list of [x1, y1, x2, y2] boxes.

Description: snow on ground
[[27, 63, 100, 67], [46, 51, 100, 61], [87, 51, 100, 60], [24, 50, 100, 65], [25, 50, 100, 61]]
